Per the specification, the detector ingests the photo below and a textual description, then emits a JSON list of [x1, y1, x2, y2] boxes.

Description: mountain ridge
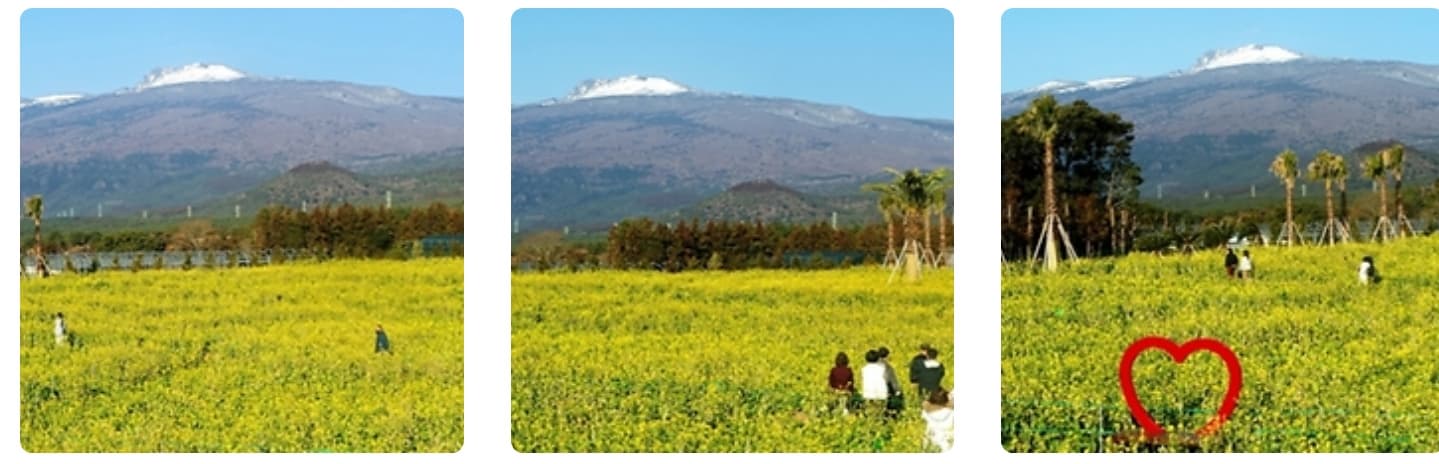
[[1002, 48, 1439, 196], [20, 66, 463, 216], [512, 81, 952, 230]]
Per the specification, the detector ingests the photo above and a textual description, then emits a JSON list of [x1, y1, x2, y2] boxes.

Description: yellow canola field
[[21, 259, 464, 452], [512, 268, 954, 452], [1003, 237, 1439, 452]]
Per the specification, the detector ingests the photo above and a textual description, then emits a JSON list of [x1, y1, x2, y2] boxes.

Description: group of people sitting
[[1224, 247, 1382, 284], [827, 344, 953, 451]]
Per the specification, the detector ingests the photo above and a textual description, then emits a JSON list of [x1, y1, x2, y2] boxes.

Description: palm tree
[[1363, 153, 1395, 241], [1337, 154, 1351, 231], [1306, 150, 1349, 244], [863, 175, 902, 266], [1269, 149, 1302, 245], [922, 168, 950, 267], [864, 168, 932, 282], [24, 195, 49, 277], [1386, 143, 1414, 236], [932, 168, 954, 267], [1015, 94, 1073, 271]]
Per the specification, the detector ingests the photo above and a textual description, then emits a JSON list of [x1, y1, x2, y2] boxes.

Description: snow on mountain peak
[[1085, 76, 1137, 90], [1031, 80, 1081, 92], [21, 93, 86, 109], [136, 63, 248, 90], [1192, 45, 1302, 72], [1024, 77, 1135, 95], [566, 75, 690, 101]]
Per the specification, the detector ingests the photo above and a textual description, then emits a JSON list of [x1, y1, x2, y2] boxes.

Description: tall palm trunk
[[1284, 179, 1295, 245], [32, 219, 49, 277], [1042, 138, 1058, 270], [903, 212, 922, 282], [938, 209, 948, 265], [1338, 181, 1348, 227], [1323, 179, 1335, 244], [1378, 178, 1389, 221], [923, 207, 932, 259], [1395, 171, 1405, 223]]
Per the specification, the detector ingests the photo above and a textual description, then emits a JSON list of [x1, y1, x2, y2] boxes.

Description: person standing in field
[[1238, 250, 1254, 280], [909, 344, 930, 398], [828, 352, 857, 413], [860, 350, 889, 414], [1358, 256, 1380, 285], [375, 324, 392, 354], [1224, 248, 1239, 278], [916, 347, 945, 400], [53, 313, 67, 347], [921, 387, 954, 452]]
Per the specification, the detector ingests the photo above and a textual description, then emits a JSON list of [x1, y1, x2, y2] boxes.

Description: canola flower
[[511, 267, 954, 452], [20, 259, 464, 452], [1002, 236, 1439, 452]]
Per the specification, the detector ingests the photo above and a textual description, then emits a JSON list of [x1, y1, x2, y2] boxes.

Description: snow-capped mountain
[[20, 93, 86, 109], [21, 64, 462, 216], [565, 75, 691, 101], [514, 76, 952, 230], [1010, 45, 1306, 97], [134, 63, 248, 90], [1191, 44, 1302, 72], [1001, 44, 1439, 196]]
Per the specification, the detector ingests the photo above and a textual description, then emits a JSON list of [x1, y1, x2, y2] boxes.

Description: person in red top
[[828, 352, 857, 414]]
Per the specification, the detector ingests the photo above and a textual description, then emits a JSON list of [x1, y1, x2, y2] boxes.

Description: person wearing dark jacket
[[909, 343, 931, 398], [828, 352, 857, 414], [877, 346, 903, 417], [375, 324, 392, 354], [916, 347, 946, 399], [1224, 248, 1239, 278], [829, 352, 856, 392]]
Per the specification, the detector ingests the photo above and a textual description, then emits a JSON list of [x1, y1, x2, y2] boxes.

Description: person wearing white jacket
[[921, 388, 954, 452], [53, 312, 67, 346], [1358, 256, 1379, 285], [860, 350, 889, 402]]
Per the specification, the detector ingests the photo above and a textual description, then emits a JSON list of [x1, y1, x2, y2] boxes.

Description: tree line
[[21, 195, 463, 277], [251, 202, 462, 258], [514, 167, 953, 275], [514, 217, 955, 272]]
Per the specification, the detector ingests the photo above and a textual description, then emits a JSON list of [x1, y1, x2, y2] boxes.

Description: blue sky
[[512, 9, 954, 120], [21, 9, 462, 98], [1002, 9, 1439, 92]]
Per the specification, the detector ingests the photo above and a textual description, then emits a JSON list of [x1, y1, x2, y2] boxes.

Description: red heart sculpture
[[1118, 337, 1242, 438]]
